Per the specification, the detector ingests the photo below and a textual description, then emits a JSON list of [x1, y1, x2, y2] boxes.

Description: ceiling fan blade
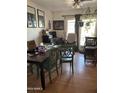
[[80, 0, 92, 1], [73, 0, 80, 5], [74, 0, 80, 3], [74, 0, 79, 2]]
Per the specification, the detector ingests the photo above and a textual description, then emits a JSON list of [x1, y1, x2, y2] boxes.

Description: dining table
[[27, 45, 61, 90]]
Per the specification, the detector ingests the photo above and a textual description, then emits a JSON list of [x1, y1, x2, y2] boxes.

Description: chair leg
[[56, 65, 59, 75], [84, 57, 87, 65], [70, 62, 72, 73], [70, 62, 71, 68], [27, 64, 33, 75], [72, 62, 74, 74], [30, 64, 33, 74], [60, 62, 62, 74], [48, 71, 52, 83], [36, 65, 39, 79], [94, 60, 97, 66], [56, 59, 59, 75]]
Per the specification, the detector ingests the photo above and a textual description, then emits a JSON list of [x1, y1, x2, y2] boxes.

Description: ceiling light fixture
[[72, 0, 93, 9], [72, 3, 81, 9]]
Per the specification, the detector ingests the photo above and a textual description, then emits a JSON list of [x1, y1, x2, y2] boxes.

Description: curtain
[[75, 14, 81, 50]]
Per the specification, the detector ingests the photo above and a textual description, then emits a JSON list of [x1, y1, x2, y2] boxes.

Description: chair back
[[27, 40, 36, 50], [42, 47, 59, 82], [46, 48, 58, 68], [67, 33, 76, 44], [85, 37, 97, 47], [60, 45, 74, 59]]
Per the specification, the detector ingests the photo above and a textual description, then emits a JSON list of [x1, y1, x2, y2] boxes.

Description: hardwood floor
[[27, 53, 97, 93]]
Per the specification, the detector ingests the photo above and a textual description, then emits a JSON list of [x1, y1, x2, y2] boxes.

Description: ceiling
[[31, 0, 97, 12]]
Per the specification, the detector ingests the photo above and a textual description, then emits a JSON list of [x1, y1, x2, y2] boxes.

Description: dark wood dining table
[[27, 45, 61, 90]]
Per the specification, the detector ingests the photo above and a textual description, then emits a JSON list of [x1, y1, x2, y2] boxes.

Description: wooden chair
[[27, 40, 36, 51], [66, 33, 77, 53], [27, 40, 40, 78], [27, 40, 36, 74], [84, 37, 97, 66], [42, 48, 59, 82], [66, 33, 76, 44], [59, 45, 74, 74]]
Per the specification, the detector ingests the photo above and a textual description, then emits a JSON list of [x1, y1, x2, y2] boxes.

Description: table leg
[[40, 66, 45, 90], [36, 64, 39, 79]]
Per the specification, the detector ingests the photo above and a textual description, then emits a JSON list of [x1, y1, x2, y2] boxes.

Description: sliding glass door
[[79, 18, 97, 52]]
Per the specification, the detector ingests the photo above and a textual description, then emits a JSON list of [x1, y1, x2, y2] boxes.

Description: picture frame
[[37, 9, 45, 28], [53, 20, 64, 30], [27, 6, 37, 28]]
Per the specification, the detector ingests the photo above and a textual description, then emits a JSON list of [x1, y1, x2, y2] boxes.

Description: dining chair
[[27, 40, 36, 74], [84, 37, 97, 66], [59, 45, 74, 74], [42, 47, 59, 82], [27, 40, 40, 79], [66, 33, 76, 44], [66, 33, 77, 53]]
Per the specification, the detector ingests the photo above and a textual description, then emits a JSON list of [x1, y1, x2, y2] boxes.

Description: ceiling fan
[[73, 0, 92, 8]]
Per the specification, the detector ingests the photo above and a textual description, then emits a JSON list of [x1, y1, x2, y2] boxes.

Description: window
[[67, 20, 75, 37]]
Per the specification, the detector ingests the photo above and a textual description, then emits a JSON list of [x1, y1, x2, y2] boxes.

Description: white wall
[[27, 0, 53, 46]]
